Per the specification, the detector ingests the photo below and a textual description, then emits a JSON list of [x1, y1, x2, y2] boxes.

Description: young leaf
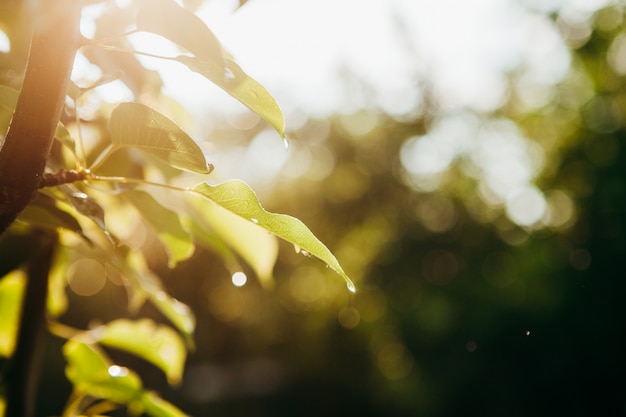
[[97, 319, 186, 385], [0, 271, 25, 357], [63, 340, 143, 404], [185, 196, 278, 288], [47, 248, 69, 317], [177, 57, 285, 140], [124, 190, 194, 267], [64, 339, 186, 417], [140, 391, 188, 417], [0, 85, 19, 109], [61, 186, 113, 243], [124, 252, 196, 345], [16, 193, 84, 236], [55, 123, 76, 153], [191, 180, 355, 292], [136, 0, 225, 69], [108, 102, 211, 174]]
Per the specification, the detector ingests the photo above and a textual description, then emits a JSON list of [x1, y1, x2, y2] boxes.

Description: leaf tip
[[346, 280, 356, 293]]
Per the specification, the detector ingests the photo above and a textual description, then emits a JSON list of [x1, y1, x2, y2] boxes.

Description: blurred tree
[[139, 2, 624, 417], [3, 1, 626, 417]]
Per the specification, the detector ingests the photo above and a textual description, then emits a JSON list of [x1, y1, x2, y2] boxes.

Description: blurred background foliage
[[3, 0, 626, 416]]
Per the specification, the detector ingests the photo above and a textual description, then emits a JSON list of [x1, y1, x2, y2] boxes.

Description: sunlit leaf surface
[[186, 196, 279, 288], [108, 102, 210, 173], [63, 340, 143, 404], [17, 194, 83, 236], [63, 339, 186, 416], [47, 249, 69, 317], [61, 186, 112, 242], [191, 180, 354, 291], [98, 319, 186, 385], [0, 271, 25, 357], [140, 391, 188, 417], [177, 56, 285, 140], [124, 190, 194, 267], [54, 123, 75, 153], [0, 85, 18, 109], [136, 0, 225, 68], [125, 252, 196, 345]]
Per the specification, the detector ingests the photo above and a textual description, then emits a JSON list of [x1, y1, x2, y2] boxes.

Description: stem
[[83, 43, 181, 61], [0, 3, 83, 235], [4, 230, 56, 417], [84, 28, 139, 46], [88, 174, 197, 193]]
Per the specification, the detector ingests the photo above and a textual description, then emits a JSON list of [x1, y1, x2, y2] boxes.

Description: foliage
[[0, 1, 351, 416], [2, 1, 626, 417]]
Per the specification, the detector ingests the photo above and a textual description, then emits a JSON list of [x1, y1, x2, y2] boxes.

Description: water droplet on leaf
[[250, 218, 259, 224], [108, 365, 129, 377], [231, 271, 247, 287]]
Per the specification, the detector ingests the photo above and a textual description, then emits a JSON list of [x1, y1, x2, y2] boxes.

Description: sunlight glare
[[108, 365, 130, 377], [67, 259, 107, 296], [232, 271, 248, 287], [0, 30, 10, 53], [505, 186, 548, 226]]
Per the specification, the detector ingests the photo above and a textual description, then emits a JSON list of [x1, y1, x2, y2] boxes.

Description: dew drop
[[108, 365, 129, 377], [250, 218, 259, 224], [283, 138, 290, 150], [346, 281, 356, 293], [231, 271, 247, 287]]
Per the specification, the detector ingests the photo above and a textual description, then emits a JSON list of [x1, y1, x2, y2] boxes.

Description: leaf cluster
[[0, 1, 351, 416]]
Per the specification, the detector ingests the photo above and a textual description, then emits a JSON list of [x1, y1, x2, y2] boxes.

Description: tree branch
[[4, 230, 56, 417], [0, 3, 83, 235]]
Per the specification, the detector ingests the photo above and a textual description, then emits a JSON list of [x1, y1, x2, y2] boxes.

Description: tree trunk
[[0, 3, 83, 235], [4, 230, 56, 417], [0, 4, 82, 417]]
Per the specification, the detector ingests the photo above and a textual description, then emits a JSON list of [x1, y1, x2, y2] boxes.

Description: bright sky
[[79, 0, 609, 118], [76, 0, 610, 228], [165, 0, 577, 115]]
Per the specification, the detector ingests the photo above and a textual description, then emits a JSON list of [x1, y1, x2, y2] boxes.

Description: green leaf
[[0, 85, 19, 109], [17, 193, 84, 236], [108, 102, 211, 174], [97, 319, 186, 385], [177, 56, 285, 140], [124, 190, 194, 267], [61, 186, 113, 242], [136, 0, 225, 68], [125, 252, 196, 345], [140, 391, 188, 417], [0, 271, 25, 357], [47, 249, 69, 317], [63, 340, 143, 404], [186, 196, 278, 288], [191, 180, 355, 292], [55, 122, 76, 153], [63, 339, 187, 416]]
